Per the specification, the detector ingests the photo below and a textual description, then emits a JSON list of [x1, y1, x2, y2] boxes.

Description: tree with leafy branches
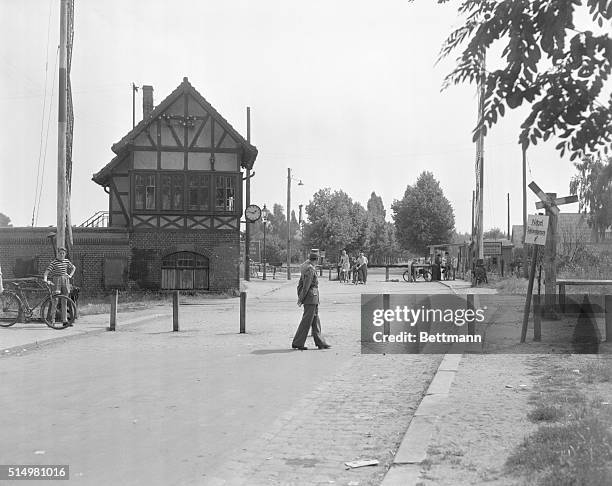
[[392, 172, 455, 254], [569, 155, 612, 241], [428, 0, 612, 160]]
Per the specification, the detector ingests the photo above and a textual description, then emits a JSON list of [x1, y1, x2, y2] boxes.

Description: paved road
[[0, 274, 456, 485]]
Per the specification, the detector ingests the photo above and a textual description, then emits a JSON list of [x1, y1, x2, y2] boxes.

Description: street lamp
[[287, 168, 303, 280], [262, 204, 269, 280]]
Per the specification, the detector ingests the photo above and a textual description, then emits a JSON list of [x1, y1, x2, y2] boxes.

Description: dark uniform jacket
[[297, 261, 319, 305]]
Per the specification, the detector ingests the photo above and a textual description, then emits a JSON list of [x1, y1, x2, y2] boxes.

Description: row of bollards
[[108, 289, 181, 332], [108, 289, 248, 334]]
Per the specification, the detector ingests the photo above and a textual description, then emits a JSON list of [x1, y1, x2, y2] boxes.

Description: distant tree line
[[250, 171, 457, 264]]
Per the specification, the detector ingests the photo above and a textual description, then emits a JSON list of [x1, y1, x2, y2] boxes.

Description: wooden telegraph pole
[[473, 51, 486, 261], [507, 193, 510, 239], [543, 192, 558, 317], [522, 147, 528, 278], [56, 0, 69, 252]]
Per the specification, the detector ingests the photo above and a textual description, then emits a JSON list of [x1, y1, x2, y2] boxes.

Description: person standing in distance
[[43, 247, 76, 327], [292, 252, 331, 350]]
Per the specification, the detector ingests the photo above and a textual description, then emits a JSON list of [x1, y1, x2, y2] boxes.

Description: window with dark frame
[[161, 174, 184, 210], [188, 174, 210, 211], [135, 174, 157, 210], [134, 172, 236, 213], [215, 175, 235, 212]]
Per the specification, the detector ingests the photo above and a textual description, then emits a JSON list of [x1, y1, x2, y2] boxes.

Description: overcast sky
[[1, 0, 587, 234]]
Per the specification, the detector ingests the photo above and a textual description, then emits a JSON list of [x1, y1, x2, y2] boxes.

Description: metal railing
[[79, 211, 109, 228]]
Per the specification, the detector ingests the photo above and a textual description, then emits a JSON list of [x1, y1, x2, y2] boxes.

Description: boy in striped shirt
[[43, 247, 76, 326]]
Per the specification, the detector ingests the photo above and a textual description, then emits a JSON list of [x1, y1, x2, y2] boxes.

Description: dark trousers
[[292, 304, 327, 347]]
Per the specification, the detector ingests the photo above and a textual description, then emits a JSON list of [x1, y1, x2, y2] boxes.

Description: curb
[[1, 313, 171, 356], [381, 347, 464, 485]]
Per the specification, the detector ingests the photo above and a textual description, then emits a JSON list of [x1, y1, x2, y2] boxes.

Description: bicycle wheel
[[0, 291, 22, 327], [402, 270, 412, 282], [423, 271, 432, 282], [41, 295, 76, 329]]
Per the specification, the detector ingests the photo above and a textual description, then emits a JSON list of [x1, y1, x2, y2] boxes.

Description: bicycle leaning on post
[[0, 277, 77, 329]]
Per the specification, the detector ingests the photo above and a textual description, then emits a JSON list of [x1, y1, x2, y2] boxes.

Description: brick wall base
[[0, 227, 239, 294]]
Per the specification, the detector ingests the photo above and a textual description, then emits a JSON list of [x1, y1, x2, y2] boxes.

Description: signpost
[[521, 182, 578, 342], [524, 214, 549, 245], [483, 241, 502, 256]]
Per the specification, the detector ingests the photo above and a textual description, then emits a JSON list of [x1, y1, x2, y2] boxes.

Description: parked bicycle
[[0, 277, 76, 329], [403, 264, 432, 282]]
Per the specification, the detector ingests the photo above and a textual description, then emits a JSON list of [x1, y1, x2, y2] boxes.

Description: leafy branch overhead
[[432, 0, 612, 160]]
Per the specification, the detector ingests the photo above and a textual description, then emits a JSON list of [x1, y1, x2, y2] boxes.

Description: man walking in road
[[292, 252, 331, 350]]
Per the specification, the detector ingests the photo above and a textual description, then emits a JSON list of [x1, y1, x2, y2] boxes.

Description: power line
[[34, 46, 59, 226], [31, 0, 54, 227]]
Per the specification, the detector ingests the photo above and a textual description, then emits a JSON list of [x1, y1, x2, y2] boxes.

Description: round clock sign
[[244, 204, 262, 222]]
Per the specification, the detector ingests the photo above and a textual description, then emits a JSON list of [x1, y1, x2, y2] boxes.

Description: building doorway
[[161, 252, 209, 290]]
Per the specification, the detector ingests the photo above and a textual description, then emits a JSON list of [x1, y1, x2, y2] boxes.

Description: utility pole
[[244, 107, 251, 281], [507, 193, 510, 239], [471, 191, 475, 240], [287, 168, 292, 280], [56, 0, 68, 252], [474, 51, 486, 261]]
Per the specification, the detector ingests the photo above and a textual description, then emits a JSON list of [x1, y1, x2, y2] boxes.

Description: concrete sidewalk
[[0, 278, 293, 355]]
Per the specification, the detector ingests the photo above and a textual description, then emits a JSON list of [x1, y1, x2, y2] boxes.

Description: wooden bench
[[557, 279, 612, 312]]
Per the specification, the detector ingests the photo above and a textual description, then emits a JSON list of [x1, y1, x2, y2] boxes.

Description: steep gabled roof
[[93, 77, 257, 185]]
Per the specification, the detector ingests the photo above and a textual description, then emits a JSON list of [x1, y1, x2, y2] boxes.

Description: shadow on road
[[251, 348, 296, 355]]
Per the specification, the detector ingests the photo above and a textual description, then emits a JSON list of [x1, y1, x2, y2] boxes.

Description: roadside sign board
[[483, 241, 502, 256], [524, 214, 549, 245]]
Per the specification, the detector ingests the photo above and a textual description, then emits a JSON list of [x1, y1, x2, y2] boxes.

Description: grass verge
[[78, 290, 234, 317], [506, 356, 612, 485]]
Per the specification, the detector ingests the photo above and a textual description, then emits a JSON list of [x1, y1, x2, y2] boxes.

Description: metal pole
[[56, 0, 68, 253], [240, 292, 246, 333], [287, 168, 291, 280], [109, 289, 118, 331], [263, 220, 267, 280], [244, 107, 251, 281], [173, 291, 179, 332]]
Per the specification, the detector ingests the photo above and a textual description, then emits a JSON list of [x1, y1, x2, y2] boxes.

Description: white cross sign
[[525, 214, 549, 245], [528, 181, 578, 216]]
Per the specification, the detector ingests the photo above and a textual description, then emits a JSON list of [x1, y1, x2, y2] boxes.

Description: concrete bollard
[[467, 294, 475, 336], [240, 291, 246, 333], [173, 291, 179, 332], [109, 289, 118, 331], [385, 266, 389, 282], [606, 295, 612, 343], [383, 294, 390, 336]]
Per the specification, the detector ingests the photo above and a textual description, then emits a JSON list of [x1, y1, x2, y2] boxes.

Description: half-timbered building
[[91, 77, 257, 291], [0, 78, 257, 294]]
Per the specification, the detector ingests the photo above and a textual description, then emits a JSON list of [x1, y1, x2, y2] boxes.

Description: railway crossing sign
[[525, 214, 549, 245], [528, 181, 578, 215]]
